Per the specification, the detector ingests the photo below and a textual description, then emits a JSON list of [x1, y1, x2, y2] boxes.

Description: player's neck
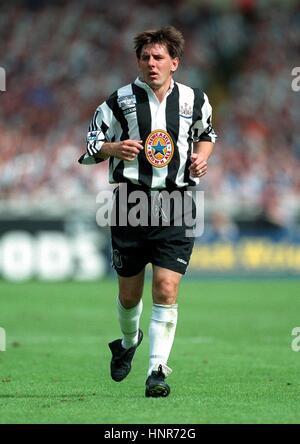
[[153, 80, 173, 103]]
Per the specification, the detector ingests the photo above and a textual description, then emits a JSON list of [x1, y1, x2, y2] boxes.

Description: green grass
[[0, 279, 300, 424]]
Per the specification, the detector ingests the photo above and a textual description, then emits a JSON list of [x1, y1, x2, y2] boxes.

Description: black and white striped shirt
[[79, 77, 217, 189]]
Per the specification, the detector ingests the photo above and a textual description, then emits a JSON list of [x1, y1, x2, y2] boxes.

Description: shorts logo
[[177, 257, 187, 265], [112, 249, 123, 268], [145, 129, 174, 168]]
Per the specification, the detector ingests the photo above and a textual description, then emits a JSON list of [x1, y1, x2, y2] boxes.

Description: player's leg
[[109, 184, 149, 382], [117, 269, 145, 349], [149, 266, 181, 371], [145, 266, 182, 397], [108, 262, 146, 382], [111, 203, 148, 351], [152, 265, 181, 305], [145, 187, 195, 395]]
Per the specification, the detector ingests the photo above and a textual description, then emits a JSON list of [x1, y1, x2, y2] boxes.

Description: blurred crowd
[[1, 0, 300, 234]]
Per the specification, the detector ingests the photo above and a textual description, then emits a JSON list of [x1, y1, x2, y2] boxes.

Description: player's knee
[[119, 292, 142, 308], [153, 279, 178, 305]]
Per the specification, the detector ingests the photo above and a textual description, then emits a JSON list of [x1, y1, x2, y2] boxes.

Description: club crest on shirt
[[145, 129, 174, 168], [179, 102, 193, 119]]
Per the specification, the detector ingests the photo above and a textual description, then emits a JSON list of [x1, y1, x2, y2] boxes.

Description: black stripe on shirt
[[191, 88, 205, 133], [106, 91, 130, 183], [199, 115, 215, 142], [100, 120, 109, 138], [165, 83, 180, 189], [183, 88, 205, 185], [89, 110, 98, 132], [132, 83, 153, 188], [184, 128, 194, 186]]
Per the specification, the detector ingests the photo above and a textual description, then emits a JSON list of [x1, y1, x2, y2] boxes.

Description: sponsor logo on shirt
[[118, 95, 137, 116], [145, 129, 174, 168]]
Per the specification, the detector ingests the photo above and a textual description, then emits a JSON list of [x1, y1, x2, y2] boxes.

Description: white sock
[[117, 297, 143, 349], [147, 303, 178, 376]]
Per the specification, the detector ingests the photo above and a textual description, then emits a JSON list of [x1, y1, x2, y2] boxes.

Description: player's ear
[[171, 57, 179, 74]]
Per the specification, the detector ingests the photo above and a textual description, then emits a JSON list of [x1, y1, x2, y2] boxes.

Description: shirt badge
[[145, 129, 174, 168], [179, 102, 193, 119], [87, 130, 103, 141]]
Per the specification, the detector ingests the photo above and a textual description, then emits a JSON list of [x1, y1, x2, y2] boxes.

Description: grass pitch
[[0, 278, 300, 424]]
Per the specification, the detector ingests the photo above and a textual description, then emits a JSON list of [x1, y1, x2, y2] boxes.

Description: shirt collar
[[134, 77, 175, 96]]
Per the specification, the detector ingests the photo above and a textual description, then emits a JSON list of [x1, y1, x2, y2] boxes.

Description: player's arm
[[96, 140, 143, 162], [189, 91, 217, 178], [79, 99, 143, 164], [189, 141, 214, 177], [78, 105, 112, 165]]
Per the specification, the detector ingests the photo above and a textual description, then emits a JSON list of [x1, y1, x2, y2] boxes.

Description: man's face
[[137, 43, 179, 90]]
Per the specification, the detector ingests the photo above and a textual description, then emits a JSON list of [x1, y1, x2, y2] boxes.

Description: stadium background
[[1, 0, 300, 280], [1, 0, 300, 424]]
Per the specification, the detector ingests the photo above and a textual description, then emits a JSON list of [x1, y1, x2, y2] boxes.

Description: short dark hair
[[134, 26, 185, 60]]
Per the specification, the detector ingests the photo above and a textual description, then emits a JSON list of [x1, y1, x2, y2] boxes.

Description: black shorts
[[110, 184, 196, 277]]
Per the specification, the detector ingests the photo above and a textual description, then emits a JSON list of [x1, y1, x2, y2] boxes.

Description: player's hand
[[110, 140, 144, 161], [189, 153, 208, 178]]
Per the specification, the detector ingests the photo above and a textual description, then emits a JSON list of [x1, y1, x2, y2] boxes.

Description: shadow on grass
[[0, 392, 140, 400], [0, 393, 96, 399]]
